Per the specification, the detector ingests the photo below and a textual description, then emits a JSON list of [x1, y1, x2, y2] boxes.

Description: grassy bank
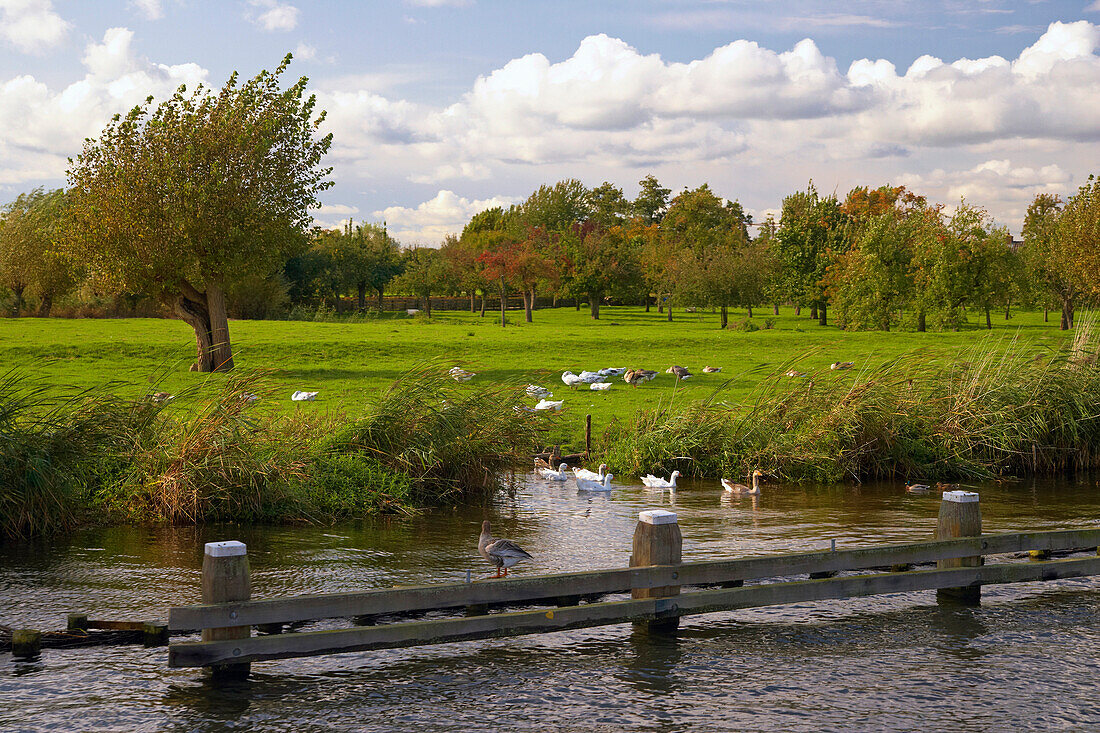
[[0, 305, 1071, 449], [601, 322, 1100, 484], [0, 366, 549, 541]]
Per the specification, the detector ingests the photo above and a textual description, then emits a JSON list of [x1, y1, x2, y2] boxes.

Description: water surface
[[2, 475, 1099, 731]]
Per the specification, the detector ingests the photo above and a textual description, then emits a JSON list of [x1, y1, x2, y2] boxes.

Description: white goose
[[722, 469, 764, 494], [537, 461, 570, 481], [573, 463, 608, 482], [526, 384, 553, 399], [641, 470, 681, 488], [590, 382, 612, 391], [534, 399, 563, 411], [578, 371, 605, 384], [562, 371, 585, 389], [576, 473, 615, 491]]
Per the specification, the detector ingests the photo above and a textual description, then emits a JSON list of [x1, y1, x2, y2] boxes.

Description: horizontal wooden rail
[[168, 554, 1100, 667], [168, 528, 1100, 631]]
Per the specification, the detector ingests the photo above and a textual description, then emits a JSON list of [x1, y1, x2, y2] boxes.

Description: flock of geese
[[534, 460, 768, 496], [518, 364, 724, 412]]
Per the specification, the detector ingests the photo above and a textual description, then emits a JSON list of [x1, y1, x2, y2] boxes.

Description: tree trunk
[[36, 293, 53, 317], [720, 304, 728, 329], [206, 282, 234, 371], [773, 303, 779, 316], [747, 304, 753, 318], [917, 311, 926, 332], [10, 285, 24, 316], [575, 298, 580, 312], [173, 289, 214, 372], [530, 286, 537, 312], [658, 300, 664, 313], [810, 306, 818, 320], [1044, 308, 1049, 322], [667, 295, 673, 322], [500, 277, 506, 328], [985, 306, 992, 329], [1061, 297, 1074, 330], [357, 282, 367, 312], [377, 287, 385, 309], [1005, 305, 1010, 320], [818, 303, 827, 327], [480, 293, 486, 317], [795, 305, 801, 316], [524, 290, 533, 323], [470, 292, 476, 313], [645, 296, 650, 313], [425, 294, 432, 318], [589, 294, 600, 320]]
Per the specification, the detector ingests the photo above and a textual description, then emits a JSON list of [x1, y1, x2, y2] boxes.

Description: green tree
[[518, 179, 593, 232], [774, 183, 846, 326], [66, 55, 333, 371], [322, 220, 403, 310], [393, 247, 453, 317], [0, 188, 76, 316], [589, 181, 631, 229], [633, 174, 671, 224], [1057, 175, 1100, 327]]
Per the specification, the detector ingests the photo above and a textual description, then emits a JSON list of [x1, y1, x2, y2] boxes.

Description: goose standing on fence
[[573, 463, 608, 482], [641, 470, 680, 488], [478, 521, 533, 578], [576, 473, 615, 491], [537, 461, 570, 481], [723, 469, 763, 494]]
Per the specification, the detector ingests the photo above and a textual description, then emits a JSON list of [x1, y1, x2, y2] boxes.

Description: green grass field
[[0, 306, 1071, 447]]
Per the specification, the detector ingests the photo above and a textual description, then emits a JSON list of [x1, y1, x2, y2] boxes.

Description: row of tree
[[1, 55, 1098, 376]]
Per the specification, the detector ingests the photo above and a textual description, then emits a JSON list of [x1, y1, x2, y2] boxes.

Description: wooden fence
[[167, 492, 1100, 676]]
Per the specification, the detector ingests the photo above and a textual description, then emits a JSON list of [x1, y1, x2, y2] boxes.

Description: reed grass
[[600, 318, 1100, 483]]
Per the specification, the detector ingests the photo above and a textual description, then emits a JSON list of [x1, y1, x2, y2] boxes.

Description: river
[[2, 475, 1100, 731]]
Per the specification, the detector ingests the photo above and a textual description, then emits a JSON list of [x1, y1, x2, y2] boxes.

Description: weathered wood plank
[[168, 555, 1100, 667], [168, 528, 1100, 630]]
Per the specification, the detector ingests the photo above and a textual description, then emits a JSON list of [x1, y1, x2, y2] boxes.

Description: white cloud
[[1087, 1, 1100, 12], [0, 27, 207, 186], [373, 190, 517, 245], [0, 0, 69, 53], [248, 0, 299, 32], [293, 42, 316, 60], [130, 0, 163, 20]]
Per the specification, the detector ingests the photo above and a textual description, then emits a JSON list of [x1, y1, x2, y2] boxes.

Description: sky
[[1, 1, 1099, 244]]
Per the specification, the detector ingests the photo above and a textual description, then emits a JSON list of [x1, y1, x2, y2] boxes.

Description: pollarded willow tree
[[67, 55, 333, 371]]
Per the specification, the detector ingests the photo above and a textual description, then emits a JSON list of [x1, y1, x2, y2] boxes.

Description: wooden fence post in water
[[202, 541, 251, 680], [935, 491, 982, 604], [630, 510, 682, 633], [585, 414, 592, 459], [12, 630, 41, 659]]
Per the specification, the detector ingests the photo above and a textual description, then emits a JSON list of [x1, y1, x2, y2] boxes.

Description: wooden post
[[630, 510, 682, 633], [12, 630, 41, 659], [67, 613, 89, 632], [935, 491, 982, 604], [202, 540, 251, 680], [585, 414, 592, 458], [143, 621, 170, 647]]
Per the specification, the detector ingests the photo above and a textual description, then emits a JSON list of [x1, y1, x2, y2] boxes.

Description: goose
[[905, 482, 932, 493], [148, 391, 174, 404], [830, 362, 854, 370], [449, 367, 476, 382], [785, 370, 806, 378], [478, 521, 532, 578], [590, 382, 612, 391], [641, 470, 681, 488], [598, 367, 627, 377], [526, 384, 553, 399], [537, 461, 570, 481], [702, 366, 722, 373], [291, 390, 318, 401], [534, 399, 563, 411], [240, 393, 260, 402], [623, 369, 658, 388], [573, 463, 608, 482], [578, 371, 605, 384], [936, 482, 960, 491], [562, 371, 585, 389], [723, 469, 764, 494], [576, 473, 615, 491], [666, 366, 692, 381]]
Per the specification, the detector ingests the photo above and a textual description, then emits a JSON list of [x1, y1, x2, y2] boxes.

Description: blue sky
[[1, 0, 1099, 241]]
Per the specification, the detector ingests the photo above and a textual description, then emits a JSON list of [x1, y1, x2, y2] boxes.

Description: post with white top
[[935, 491, 982, 604], [630, 510, 682, 633], [202, 540, 251, 680]]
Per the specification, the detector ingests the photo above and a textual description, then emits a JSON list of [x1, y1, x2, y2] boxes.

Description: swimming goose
[[576, 473, 615, 491], [478, 521, 532, 578], [905, 482, 932, 493], [573, 463, 608, 482], [641, 470, 681, 488], [723, 469, 764, 494], [537, 461, 570, 481]]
